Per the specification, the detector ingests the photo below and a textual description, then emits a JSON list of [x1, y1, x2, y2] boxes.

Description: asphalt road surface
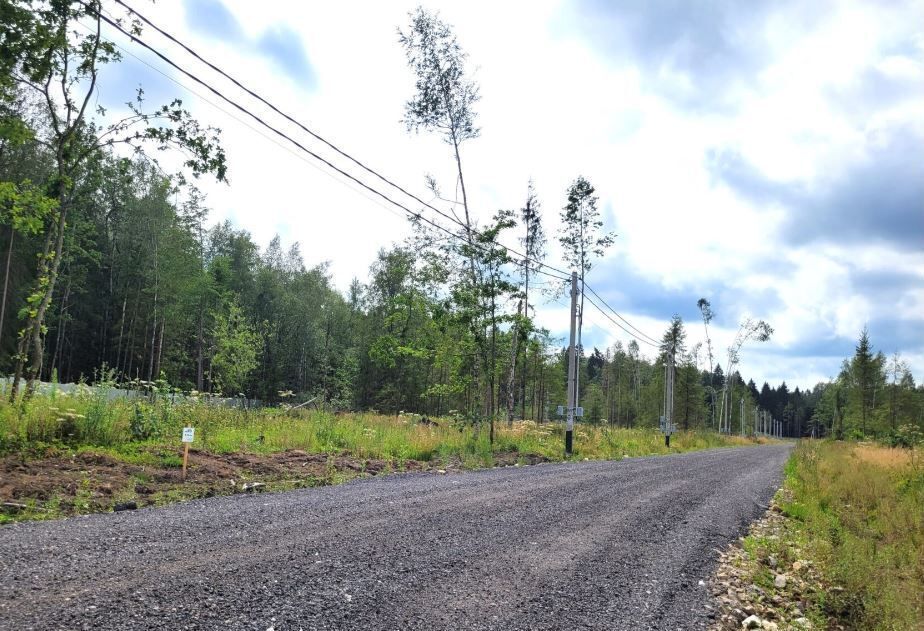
[[1, 444, 792, 630]]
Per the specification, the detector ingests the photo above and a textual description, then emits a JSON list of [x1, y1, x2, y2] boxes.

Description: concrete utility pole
[[740, 397, 745, 436], [662, 343, 675, 447], [565, 272, 578, 456]]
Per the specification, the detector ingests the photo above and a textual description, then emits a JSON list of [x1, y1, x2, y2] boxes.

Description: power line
[[94, 4, 664, 344], [108, 0, 574, 282], [73, 19, 412, 226], [94, 9, 571, 285], [582, 290, 660, 348], [583, 281, 661, 345]]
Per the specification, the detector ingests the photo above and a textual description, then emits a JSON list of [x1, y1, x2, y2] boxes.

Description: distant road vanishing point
[[1, 444, 791, 630]]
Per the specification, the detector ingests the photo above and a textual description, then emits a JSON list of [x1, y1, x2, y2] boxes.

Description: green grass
[[744, 441, 924, 630], [0, 391, 770, 524], [0, 390, 762, 464]]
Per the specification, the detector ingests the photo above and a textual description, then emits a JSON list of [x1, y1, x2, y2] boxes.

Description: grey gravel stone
[[0, 444, 791, 630]]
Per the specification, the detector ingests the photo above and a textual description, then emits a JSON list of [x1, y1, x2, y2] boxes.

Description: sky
[[92, 0, 924, 390]]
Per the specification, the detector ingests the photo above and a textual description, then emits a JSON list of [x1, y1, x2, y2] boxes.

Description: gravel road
[[1, 444, 791, 630]]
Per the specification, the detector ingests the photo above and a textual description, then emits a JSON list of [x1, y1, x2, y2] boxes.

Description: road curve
[[1, 444, 791, 630]]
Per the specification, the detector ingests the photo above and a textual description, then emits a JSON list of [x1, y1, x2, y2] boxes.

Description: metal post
[[565, 272, 578, 456]]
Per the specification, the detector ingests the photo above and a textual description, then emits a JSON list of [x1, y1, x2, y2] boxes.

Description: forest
[[1, 1, 921, 442]]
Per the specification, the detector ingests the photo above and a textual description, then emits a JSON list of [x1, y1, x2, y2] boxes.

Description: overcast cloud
[[94, 0, 924, 390]]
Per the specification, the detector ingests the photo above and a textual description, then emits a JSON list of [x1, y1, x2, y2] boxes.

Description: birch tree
[[1, 0, 226, 399]]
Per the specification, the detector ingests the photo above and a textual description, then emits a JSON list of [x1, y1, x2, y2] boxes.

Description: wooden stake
[[182, 442, 189, 481]]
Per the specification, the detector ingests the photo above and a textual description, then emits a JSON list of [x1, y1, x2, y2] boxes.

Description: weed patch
[[1, 393, 769, 523], [712, 440, 924, 630]]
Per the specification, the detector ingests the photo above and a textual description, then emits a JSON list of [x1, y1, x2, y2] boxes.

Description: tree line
[[1, 3, 921, 441]]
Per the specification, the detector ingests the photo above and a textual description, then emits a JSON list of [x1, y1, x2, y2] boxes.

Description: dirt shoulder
[[708, 491, 831, 631], [0, 447, 549, 522]]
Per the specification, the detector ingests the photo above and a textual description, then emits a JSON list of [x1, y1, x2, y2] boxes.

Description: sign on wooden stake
[[181, 427, 195, 480]]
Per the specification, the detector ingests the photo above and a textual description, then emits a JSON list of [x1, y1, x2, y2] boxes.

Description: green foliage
[[210, 301, 259, 395], [398, 6, 480, 142], [130, 402, 159, 441], [0, 179, 57, 234], [559, 176, 615, 277], [0, 391, 767, 469], [783, 441, 924, 629]]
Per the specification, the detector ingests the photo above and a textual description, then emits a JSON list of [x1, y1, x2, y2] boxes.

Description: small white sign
[[659, 417, 676, 435], [182, 427, 195, 443], [557, 405, 564, 416], [575, 406, 584, 417]]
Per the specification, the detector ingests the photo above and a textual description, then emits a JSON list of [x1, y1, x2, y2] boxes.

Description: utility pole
[[740, 397, 745, 436], [565, 272, 578, 456], [661, 342, 674, 447]]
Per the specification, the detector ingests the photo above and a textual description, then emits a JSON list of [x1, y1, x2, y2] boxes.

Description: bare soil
[[0, 447, 551, 519], [0, 448, 422, 516]]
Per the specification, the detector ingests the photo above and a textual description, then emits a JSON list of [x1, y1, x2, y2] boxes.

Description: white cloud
[[95, 0, 924, 389]]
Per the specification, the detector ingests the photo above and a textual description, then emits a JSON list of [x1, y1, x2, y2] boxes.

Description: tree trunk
[[505, 300, 523, 428], [196, 305, 204, 391], [49, 278, 71, 381], [115, 296, 126, 377], [0, 225, 14, 348], [22, 204, 69, 400], [10, 218, 56, 401], [154, 318, 165, 379]]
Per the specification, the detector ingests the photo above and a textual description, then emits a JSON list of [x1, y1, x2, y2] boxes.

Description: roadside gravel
[[1, 444, 791, 630]]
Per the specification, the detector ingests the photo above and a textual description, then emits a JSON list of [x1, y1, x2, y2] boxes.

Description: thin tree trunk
[[147, 287, 157, 382], [154, 318, 165, 379], [49, 278, 70, 380], [505, 300, 523, 427], [0, 225, 14, 347], [125, 296, 138, 381], [196, 303, 204, 391], [10, 217, 56, 401], [115, 296, 126, 377], [22, 204, 69, 399]]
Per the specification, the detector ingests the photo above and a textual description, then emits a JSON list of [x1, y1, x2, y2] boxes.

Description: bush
[[130, 403, 159, 441], [883, 424, 923, 449]]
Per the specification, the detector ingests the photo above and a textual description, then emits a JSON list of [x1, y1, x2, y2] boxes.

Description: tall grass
[[0, 389, 761, 464], [783, 441, 924, 629]]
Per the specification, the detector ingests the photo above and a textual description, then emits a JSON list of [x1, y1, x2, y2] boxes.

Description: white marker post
[[181, 427, 195, 480]]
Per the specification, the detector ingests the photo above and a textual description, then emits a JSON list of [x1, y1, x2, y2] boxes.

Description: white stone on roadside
[[698, 580, 705, 586], [767, 555, 777, 569], [741, 614, 762, 629], [774, 574, 787, 588], [436, 469, 446, 474], [793, 617, 812, 628], [761, 622, 779, 631]]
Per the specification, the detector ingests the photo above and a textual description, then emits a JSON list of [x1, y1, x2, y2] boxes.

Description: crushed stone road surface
[[1, 444, 791, 630]]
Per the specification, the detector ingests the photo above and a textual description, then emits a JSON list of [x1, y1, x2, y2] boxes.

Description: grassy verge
[[1, 390, 765, 524], [723, 441, 923, 630]]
